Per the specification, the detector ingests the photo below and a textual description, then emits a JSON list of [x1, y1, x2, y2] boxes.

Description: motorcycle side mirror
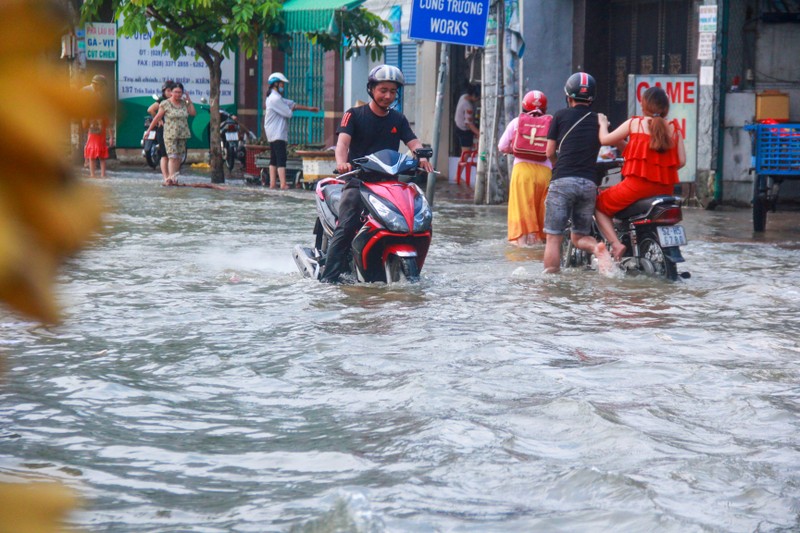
[[414, 148, 433, 159]]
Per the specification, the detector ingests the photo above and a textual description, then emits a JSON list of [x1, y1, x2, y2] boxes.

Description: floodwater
[[1, 170, 799, 532]]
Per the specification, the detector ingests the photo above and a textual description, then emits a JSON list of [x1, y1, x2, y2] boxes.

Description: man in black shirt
[[543, 72, 612, 274], [320, 65, 433, 283]]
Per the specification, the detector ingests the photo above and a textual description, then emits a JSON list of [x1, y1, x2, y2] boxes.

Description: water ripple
[[0, 176, 798, 531]]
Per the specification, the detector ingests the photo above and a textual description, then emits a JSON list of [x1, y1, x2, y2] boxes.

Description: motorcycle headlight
[[413, 192, 433, 232], [367, 194, 409, 233]]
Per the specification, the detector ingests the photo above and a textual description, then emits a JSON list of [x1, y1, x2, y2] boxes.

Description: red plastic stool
[[456, 150, 478, 186]]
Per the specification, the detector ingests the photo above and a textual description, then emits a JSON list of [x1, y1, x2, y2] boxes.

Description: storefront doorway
[[588, 0, 697, 127], [449, 45, 483, 156]]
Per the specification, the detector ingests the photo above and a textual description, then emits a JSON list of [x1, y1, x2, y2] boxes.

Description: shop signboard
[[409, 0, 490, 47], [628, 74, 698, 183], [85, 23, 117, 61], [699, 5, 718, 33], [115, 30, 235, 149]]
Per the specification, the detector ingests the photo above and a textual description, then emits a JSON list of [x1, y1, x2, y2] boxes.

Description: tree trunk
[[208, 55, 224, 183]]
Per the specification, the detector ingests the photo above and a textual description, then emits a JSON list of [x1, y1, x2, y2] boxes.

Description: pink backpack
[[512, 113, 552, 161]]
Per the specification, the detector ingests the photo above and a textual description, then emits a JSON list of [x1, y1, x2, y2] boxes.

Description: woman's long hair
[[641, 86, 672, 152], [161, 79, 176, 100]]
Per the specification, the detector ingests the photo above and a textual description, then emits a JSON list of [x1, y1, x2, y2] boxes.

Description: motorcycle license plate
[[657, 225, 687, 247], [225, 132, 239, 141], [146, 131, 156, 140]]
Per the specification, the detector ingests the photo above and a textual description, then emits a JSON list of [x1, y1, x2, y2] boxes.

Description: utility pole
[[426, 43, 449, 206], [475, 0, 505, 204]]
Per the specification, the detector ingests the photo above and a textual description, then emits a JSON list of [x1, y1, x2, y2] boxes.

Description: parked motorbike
[[141, 113, 160, 169], [195, 97, 257, 171], [293, 148, 434, 283], [561, 158, 690, 281], [219, 109, 255, 170]]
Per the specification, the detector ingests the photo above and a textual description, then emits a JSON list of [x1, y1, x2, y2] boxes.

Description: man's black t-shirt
[[337, 105, 416, 162], [547, 105, 601, 184]]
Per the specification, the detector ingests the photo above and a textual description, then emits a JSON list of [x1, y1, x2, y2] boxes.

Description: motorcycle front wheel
[[384, 255, 420, 283], [638, 232, 678, 281]]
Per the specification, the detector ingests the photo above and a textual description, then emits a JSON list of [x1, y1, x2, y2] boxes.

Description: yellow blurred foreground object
[[0, 483, 78, 533], [191, 162, 211, 168], [0, 0, 107, 323]]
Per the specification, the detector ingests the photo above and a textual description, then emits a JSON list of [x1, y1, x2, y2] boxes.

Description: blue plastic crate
[[745, 123, 800, 175]]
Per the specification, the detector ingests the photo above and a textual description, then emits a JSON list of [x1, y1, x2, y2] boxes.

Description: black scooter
[[141, 114, 160, 169]]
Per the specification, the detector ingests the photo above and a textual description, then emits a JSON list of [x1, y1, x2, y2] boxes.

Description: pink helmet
[[522, 90, 547, 114]]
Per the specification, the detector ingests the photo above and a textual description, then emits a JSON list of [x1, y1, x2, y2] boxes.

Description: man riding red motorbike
[[320, 65, 433, 283]]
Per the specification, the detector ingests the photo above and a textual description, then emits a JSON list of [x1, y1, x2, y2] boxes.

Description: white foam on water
[[200, 245, 296, 274], [511, 266, 529, 278], [291, 490, 384, 533]]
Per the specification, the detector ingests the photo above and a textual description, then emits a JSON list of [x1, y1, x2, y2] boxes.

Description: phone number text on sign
[[117, 32, 234, 105]]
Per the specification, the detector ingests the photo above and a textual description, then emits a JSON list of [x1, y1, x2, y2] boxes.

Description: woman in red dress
[[595, 86, 686, 260], [83, 116, 109, 179]]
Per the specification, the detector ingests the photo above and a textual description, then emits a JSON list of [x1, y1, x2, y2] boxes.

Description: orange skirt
[[596, 175, 674, 216], [84, 132, 109, 160], [507, 162, 551, 242]]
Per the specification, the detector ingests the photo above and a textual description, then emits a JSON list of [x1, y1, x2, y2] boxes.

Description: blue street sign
[[408, 0, 490, 47]]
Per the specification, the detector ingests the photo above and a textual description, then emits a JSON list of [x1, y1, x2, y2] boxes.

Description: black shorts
[[455, 127, 474, 148], [269, 140, 288, 167]]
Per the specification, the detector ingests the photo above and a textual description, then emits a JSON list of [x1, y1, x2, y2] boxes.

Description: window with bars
[[384, 44, 417, 84], [285, 37, 325, 146]]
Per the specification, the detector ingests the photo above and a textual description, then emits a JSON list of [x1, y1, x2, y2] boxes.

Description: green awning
[[282, 0, 365, 33]]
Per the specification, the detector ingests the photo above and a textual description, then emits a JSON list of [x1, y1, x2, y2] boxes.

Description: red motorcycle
[[293, 148, 434, 283]]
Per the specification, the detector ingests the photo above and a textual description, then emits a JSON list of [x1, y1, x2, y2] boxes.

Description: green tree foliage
[[81, 0, 386, 182]]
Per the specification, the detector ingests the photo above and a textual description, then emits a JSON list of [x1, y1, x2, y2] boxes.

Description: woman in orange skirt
[[498, 90, 552, 246]]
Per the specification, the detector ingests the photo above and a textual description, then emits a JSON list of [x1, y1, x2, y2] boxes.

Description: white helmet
[[367, 65, 405, 91], [268, 72, 289, 86]]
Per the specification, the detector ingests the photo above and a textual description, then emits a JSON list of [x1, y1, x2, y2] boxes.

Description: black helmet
[[564, 72, 596, 102], [367, 65, 405, 92]]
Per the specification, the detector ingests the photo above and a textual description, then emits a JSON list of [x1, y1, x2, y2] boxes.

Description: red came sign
[[628, 75, 698, 183]]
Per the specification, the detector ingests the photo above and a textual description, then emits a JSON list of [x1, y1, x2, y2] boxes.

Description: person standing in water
[[147, 80, 176, 184], [263, 72, 318, 189], [143, 82, 196, 185], [498, 90, 552, 246], [543, 72, 613, 274]]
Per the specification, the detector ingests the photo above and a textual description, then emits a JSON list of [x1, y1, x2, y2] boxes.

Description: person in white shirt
[[263, 72, 318, 189], [454, 84, 480, 156]]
